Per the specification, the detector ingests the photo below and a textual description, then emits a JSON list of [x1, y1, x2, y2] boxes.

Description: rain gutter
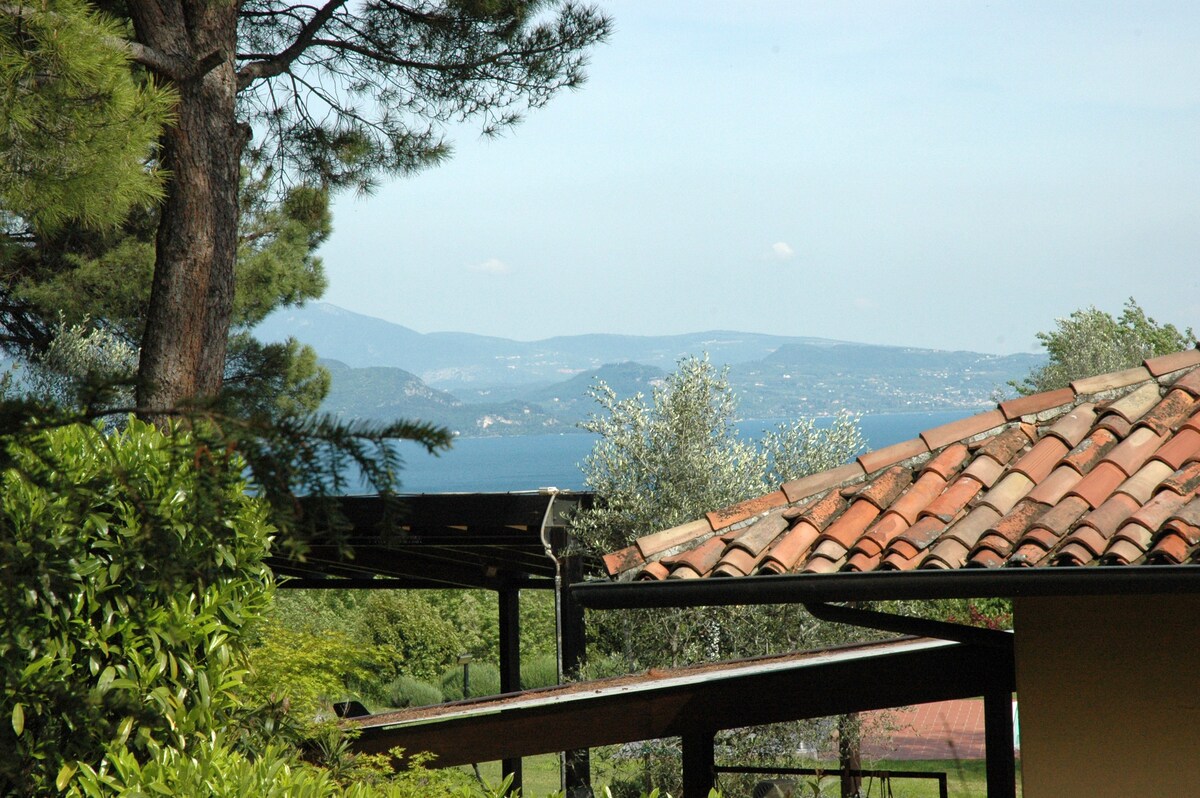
[[571, 564, 1200, 610]]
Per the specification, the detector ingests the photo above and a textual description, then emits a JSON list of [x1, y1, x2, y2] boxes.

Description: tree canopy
[[1015, 298, 1195, 395], [0, 0, 611, 410]]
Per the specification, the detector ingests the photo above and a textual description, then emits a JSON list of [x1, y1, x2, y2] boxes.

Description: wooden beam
[[355, 640, 1013, 765]]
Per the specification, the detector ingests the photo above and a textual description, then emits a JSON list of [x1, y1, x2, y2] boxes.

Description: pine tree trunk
[[131, 1, 244, 411]]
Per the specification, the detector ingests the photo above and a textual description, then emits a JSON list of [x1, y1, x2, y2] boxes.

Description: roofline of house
[[572, 564, 1200, 609]]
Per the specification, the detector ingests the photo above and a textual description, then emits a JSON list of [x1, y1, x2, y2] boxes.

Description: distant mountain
[[732, 343, 1042, 417], [259, 302, 1045, 437], [256, 302, 851, 390]]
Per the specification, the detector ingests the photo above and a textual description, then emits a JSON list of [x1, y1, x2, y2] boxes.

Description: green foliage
[[244, 622, 384, 721], [1, 170, 334, 420], [378, 675, 444, 709], [66, 734, 495, 797], [0, 0, 172, 231], [521, 654, 560, 690], [575, 356, 870, 796], [351, 591, 466, 684], [574, 355, 866, 557], [235, 181, 331, 329], [440, 662, 501, 701], [21, 318, 138, 409], [238, 2, 612, 193], [0, 418, 274, 796], [1015, 298, 1195, 395]]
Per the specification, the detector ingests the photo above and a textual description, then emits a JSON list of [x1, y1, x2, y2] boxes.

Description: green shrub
[[245, 621, 386, 721], [352, 591, 465, 684], [0, 418, 275, 796], [379, 675, 443, 709], [66, 733, 491, 798], [521, 654, 560, 690], [441, 662, 501, 700]]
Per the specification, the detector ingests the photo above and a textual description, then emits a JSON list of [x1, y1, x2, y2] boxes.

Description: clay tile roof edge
[[919, 410, 1007, 451], [1070, 366, 1153, 397], [999, 387, 1077, 421], [782, 462, 867, 504], [1144, 348, 1200, 377]]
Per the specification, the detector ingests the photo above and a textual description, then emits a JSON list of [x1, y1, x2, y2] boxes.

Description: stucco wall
[[1014, 593, 1200, 798]]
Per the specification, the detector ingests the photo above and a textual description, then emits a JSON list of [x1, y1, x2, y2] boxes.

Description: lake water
[[388, 409, 977, 494]]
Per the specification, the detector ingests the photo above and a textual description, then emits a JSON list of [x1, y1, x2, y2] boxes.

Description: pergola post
[[555, 532, 592, 797], [498, 586, 522, 794], [681, 730, 716, 798], [983, 684, 1016, 798]]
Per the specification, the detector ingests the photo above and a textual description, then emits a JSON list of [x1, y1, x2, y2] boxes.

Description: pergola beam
[[354, 639, 1012, 764]]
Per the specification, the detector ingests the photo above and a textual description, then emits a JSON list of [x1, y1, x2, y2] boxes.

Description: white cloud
[[853, 297, 878, 310], [770, 241, 795, 261], [470, 258, 513, 275]]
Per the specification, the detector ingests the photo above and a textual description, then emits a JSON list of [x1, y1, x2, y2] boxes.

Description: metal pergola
[[269, 491, 594, 794]]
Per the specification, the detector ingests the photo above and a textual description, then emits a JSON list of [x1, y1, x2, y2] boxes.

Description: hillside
[[258, 303, 1045, 437]]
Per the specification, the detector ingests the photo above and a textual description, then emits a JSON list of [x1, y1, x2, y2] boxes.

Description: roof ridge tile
[[1070, 367, 1152, 396], [757, 519, 821, 575], [705, 490, 788, 532], [1134, 388, 1197, 436], [856, 438, 929, 475], [999, 387, 1077, 421], [1100, 382, 1163, 424], [781, 463, 866, 504], [919, 410, 1007, 451], [977, 472, 1036, 515], [1168, 368, 1200, 397], [888, 471, 949, 525], [602, 350, 1200, 579], [1061, 429, 1119, 474], [854, 465, 914, 510], [1010, 435, 1070, 482], [1025, 465, 1083, 505], [1144, 349, 1200, 377], [1043, 403, 1098, 447]]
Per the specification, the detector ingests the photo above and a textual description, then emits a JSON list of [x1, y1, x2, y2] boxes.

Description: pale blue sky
[[320, 2, 1200, 355]]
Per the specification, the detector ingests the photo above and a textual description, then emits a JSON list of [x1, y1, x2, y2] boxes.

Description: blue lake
[[387, 409, 977, 494]]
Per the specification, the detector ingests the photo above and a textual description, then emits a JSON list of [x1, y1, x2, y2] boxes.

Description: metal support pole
[[984, 685, 1016, 798], [682, 730, 716, 798], [498, 587, 522, 794], [554, 532, 592, 797]]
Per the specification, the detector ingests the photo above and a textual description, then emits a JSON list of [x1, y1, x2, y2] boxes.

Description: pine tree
[[0, 0, 611, 411]]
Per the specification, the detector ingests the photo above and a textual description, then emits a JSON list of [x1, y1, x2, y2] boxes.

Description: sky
[[319, 1, 1200, 356]]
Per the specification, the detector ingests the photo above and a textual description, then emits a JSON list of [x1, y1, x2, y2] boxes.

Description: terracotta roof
[[602, 350, 1200, 581]]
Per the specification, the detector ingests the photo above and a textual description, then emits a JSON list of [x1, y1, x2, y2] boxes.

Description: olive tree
[[573, 356, 869, 797], [1015, 298, 1195, 395]]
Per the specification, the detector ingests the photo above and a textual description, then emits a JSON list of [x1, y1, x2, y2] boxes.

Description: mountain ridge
[[256, 302, 1044, 437]]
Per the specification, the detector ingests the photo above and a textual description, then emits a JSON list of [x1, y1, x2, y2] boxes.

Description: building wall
[[1014, 593, 1200, 798]]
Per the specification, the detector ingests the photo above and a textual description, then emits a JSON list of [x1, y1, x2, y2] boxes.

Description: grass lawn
[[463, 755, 562, 797]]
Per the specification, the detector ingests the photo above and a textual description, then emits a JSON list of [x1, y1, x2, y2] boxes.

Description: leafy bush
[[441, 662, 501, 701], [352, 591, 466, 684], [245, 621, 386, 721], [66, 734, 496, 798], [379, 675, 443, 709], [0, 418, 274, 796], [521, 654, 560, 690]]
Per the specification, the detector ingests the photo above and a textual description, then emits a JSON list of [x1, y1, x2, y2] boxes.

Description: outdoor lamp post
[[457, 652, 473, 699]]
